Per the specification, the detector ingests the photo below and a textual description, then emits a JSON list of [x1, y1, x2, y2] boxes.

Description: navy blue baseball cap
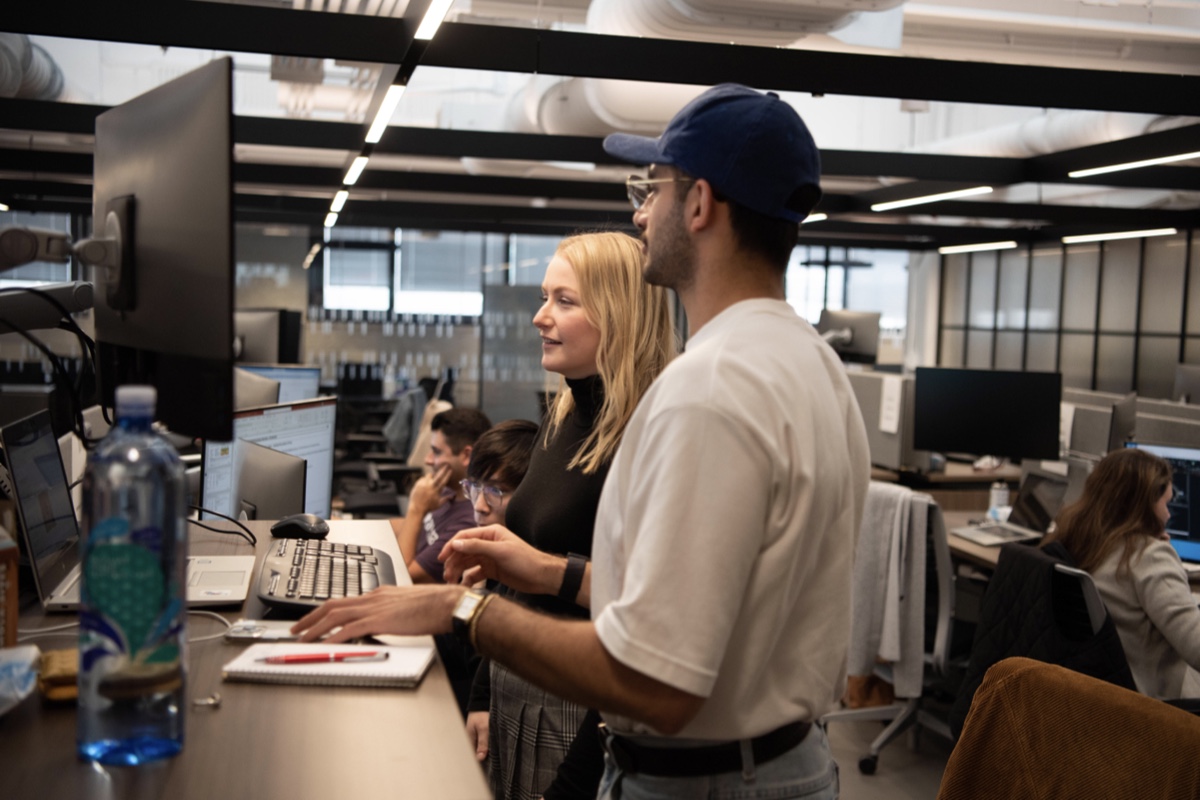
[[603, 83, 822, 223]]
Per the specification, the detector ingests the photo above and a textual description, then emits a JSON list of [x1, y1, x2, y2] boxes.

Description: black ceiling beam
[[8, 7, 1199, 115], [422, 23, 1200, 116], [1028, 123, 1200, 180], [5, 0, 413, 64]]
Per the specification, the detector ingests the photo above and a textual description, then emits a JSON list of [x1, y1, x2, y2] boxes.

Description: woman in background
[[458, 231, 675, 800], [1043, 447, 1200, 698]]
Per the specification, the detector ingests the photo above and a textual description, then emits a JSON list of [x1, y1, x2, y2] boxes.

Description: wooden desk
[[3, 519, 489, 800]]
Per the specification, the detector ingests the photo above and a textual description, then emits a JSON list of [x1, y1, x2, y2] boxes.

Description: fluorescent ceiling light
[[801, 213, 827, 224], [343, 156, 369, 186], [0, 202, 9, 211], [1062, 228, 1177, 244], [331, 190, 349, 213], [1069, 151, 1200, 179], [365, 84, 406, 144], [414, 0, 455, 40], [871, 186, 993, 212], [324, 212, 339, 229], [938, 240, 1018, 255], [302, 243, 322, 270]]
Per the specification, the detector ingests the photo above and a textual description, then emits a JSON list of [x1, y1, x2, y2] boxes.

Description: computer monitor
[[90, 57, 234, 441], [234, 367, 280, 410], [1125, 441, 1200, 561], [1173, 364, 1200, 404], [200, 396, 337, 521], [235, 440, 306, 521], [236, 364, 322, 403], [1067, 392, 1136, 460], [913, 367, 1062, 461], [234, 309, 303, 364], [816, 309, 881, 365]]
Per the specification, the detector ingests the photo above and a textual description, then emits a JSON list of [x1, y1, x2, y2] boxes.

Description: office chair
[[948, 540, 1137, 739], [822, 482, 959, 775], [938, 657, 1200, 800]]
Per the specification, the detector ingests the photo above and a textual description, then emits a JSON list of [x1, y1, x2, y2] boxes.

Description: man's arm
[[392, 464, 451, 565], [292, 585, 702, 734]]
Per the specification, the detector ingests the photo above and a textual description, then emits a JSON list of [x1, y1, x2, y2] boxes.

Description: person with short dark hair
[[1043, 447, 1200, 698], [462, 419, 539, 528], [393, 406, 492, 584]]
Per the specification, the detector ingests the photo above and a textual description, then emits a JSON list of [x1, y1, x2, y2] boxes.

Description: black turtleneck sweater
[[502, 373, 608, 620]]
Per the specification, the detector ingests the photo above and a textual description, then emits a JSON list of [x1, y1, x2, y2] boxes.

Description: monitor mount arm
[[0, 196, 135, 331], [821, 327, 854, 348]]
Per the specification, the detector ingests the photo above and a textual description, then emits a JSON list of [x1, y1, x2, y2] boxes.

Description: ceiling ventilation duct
[[0, 34, 64, 101], [512, 0, 905, 137]]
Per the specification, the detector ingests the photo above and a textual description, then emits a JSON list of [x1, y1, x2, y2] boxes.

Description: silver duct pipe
[[0, 34, 64, 100]]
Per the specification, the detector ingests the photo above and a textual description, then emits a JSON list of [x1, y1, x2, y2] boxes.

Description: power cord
[[18, 611, 233, 644], [188, 506, 257, 546]]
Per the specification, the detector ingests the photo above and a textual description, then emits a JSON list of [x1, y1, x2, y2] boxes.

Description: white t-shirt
[[592, 298, 870, 740]]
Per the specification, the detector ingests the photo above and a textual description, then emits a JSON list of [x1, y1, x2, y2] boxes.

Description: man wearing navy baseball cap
[[293, 84, 869, 800]]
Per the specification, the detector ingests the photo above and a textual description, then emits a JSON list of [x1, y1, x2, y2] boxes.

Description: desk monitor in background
[[200, 396, 337, 521], [234, 309, 303, 364], [1125, 441, 1200, 562], [235, 441, 306, 521], [913, 367, 1062, 461], [817, 309, 881, 365], [1067, 392, 1136, 460], [90, 58, 234, 442], [233, 367, 280, 410], [236, 364, 321, 403], [1174, 364, 1200, 405]]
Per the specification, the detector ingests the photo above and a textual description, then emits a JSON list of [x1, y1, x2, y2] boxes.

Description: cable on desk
[[188, 609, 233, 642], [188, 506, 257, 546], [16, 621, 80, 642]]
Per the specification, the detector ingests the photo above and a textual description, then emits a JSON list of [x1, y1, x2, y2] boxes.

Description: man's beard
[[643, 197, 696, 291]]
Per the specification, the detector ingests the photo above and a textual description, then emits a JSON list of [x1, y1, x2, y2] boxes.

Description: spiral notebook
[[222, 641, 435, 688]]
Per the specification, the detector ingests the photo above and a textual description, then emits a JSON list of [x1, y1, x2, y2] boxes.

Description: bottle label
[[81, 517, 183, 676]]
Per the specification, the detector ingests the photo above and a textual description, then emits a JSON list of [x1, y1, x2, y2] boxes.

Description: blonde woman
[[459, 231, 675, 800], [1043, 447, 1200, 699]]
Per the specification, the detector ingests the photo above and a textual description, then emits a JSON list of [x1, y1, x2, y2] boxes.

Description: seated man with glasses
[[393, 407, 492, 584]]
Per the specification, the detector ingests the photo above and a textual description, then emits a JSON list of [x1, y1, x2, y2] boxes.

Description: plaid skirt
[[488, 659, 588, 800]]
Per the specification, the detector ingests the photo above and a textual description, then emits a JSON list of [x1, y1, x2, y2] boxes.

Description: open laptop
[[1, 410, 255, 611], [952, 472, 1070, 546]]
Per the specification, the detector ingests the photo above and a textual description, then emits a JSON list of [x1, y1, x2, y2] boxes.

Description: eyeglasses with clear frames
[[625, 175, 693, 211], [460, 478, 512, 509]]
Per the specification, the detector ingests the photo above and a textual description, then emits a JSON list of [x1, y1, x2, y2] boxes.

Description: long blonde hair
[[544, 231, 676, 473], [1043, 448, 1172, 576]]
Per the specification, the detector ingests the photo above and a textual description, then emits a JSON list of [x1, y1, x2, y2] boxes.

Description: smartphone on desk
[[225, 619, 300, 642]]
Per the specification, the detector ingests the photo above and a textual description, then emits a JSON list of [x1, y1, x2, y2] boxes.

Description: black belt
[[599, 720, 812, 778]]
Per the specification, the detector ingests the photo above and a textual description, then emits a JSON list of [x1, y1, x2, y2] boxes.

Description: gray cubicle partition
[[847, 369, 931, 473]]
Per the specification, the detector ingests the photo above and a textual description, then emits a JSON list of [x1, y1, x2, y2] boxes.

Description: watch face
[[454, 591, 483, 621]]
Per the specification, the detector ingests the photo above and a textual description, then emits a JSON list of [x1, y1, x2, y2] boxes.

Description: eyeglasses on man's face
[[460, 478, 512, 508], [625, 175, 693, 211]]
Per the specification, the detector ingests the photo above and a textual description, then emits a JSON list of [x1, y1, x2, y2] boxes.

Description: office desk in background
[[2, 519, 489, 800]]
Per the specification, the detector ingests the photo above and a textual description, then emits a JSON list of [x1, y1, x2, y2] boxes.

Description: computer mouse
[[270, 513, 330, 540]]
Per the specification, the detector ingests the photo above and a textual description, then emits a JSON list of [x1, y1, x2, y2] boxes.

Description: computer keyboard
[[256, 538, 397, 613]]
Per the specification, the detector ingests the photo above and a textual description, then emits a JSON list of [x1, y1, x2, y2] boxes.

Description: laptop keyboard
[[256, 538, 397, 613], [973, 524, 1033, 542]]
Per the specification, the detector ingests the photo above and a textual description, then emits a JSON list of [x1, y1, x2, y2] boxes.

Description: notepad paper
[[221, 642, 435, 688]]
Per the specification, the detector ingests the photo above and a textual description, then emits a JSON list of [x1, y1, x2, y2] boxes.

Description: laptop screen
[[1, 410, 80, 600], [1008, 472, 1069, 534], [1125, 441, 1200, 561]]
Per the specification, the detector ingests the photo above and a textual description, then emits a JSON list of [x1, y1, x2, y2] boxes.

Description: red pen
[[258, 651, 390, 664]]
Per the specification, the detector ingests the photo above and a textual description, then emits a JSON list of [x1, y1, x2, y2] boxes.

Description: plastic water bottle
[[988, 481, 1010, 521], [78, 385, 188, 765]]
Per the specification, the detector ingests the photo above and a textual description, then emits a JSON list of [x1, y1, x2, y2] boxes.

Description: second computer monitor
[[200, 396, 337, 521], [913, 367, 1062, 461], [236, 364, 322, 403], [817, 309, 881, 365]]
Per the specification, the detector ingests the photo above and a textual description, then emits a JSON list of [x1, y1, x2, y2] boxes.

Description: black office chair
[[948, 540, 1137, 739]]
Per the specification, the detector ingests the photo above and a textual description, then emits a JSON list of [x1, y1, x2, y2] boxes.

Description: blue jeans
[[597, 724, 839, 800]]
